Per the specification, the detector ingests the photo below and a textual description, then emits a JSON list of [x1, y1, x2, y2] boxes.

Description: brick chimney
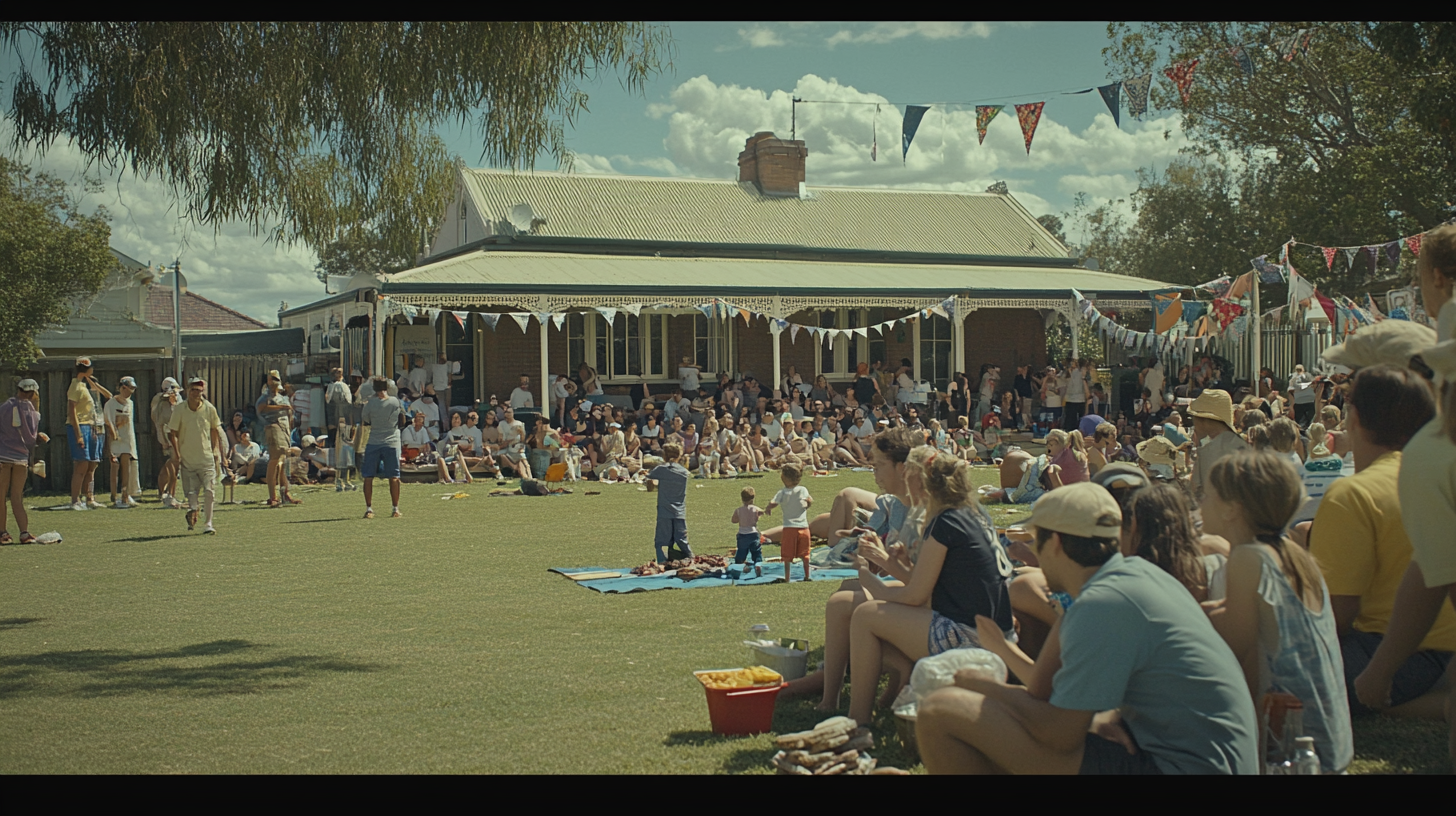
[[737, 131, 808, 197]]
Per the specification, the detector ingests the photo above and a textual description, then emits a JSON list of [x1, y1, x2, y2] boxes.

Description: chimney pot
[[737, 132, 808, 197]]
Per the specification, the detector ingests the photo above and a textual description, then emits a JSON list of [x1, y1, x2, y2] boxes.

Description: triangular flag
[[790, 324, 800, 344], [941, 297, 956, 321], [1151, 291, 1183, 334], [596, 307, 618, 325], [1015, 102, 1045, 155], [551, 313, 566, 330], [1366, 293, 1385, 320], [534, 312, 553, 330], [1384, 241, 1402, 268], [400, 305, 418, 320], [871, 104, 879, 162], [1096, 83, 1122, 128], [1322, 246, 1337, 270], [975, 105, 1003, 145], [479, 312, 501, 331], [622, 303, 642, 317], [853, 327, 868, 339], [1287, 267, 1316, 305], [1124, 74, 1152, 119], [451, 310, 468, 328], [902, 105, 930, 163], [1364, 246, 1381, 270], [1228, 44, 1256, 76], [1406, 234, 1422, 257], [1344, 247, 1358, 269], [826, 331, 835, 351], [738, 308, 752, 325], [929, 304, 948, 319], [427, 308, 441, 325], [696, 303, 713, 319], [509, 313, 531, 333], [1316, 290, 1338, 324], [1163, 60, 1199, 104]]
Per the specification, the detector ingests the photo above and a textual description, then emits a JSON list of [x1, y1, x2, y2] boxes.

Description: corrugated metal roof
[[460, 169, 1069, 258], [385, 251, 1168, 297]]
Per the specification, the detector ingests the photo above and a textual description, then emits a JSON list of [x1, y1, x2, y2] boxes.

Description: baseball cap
[[188, 376, 206, 387], [301, 434, 317, 446], [1090, 462, 1149, 493], [1027, 482, 1123, 540], [1322, 320, 1437, 371], [119, 376, 137, 389], [162, 376, 180, 389], [75, 356, 92, 367], [17, 378, 39, 393]]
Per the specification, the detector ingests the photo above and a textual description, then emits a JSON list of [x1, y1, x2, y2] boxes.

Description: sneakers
[[203, 524, 216, 535], [162, 495, 181, 509], [87, 498, 105, 509], [186, 509, 198, 531], [391, 509, 402, 518], [114, 500, 129, 509], [70, 501, 88, 511], [364, 508, 375, 519], [125, 497, 139, 507]]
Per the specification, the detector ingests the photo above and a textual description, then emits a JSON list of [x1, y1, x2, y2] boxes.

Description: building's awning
[[181, 328, 304, 357], [381, 250, 1169, 301]]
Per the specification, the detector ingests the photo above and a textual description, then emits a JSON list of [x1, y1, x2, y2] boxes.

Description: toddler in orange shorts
[[765, 462, 813, 582]]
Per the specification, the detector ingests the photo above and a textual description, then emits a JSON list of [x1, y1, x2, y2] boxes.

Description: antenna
[[507, 204, 536, 234]]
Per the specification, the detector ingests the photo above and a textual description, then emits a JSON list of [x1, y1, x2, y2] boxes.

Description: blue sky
[[4, 22, 1188, 323]]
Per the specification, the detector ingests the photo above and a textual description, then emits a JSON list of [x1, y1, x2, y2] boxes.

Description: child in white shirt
[[731, 486, 765, 577], [765, 463, 813, 582]]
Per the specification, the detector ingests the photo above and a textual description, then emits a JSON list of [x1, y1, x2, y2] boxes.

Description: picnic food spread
[[769, 716, 906, 775], [629, 554, 730, 576], [696, 666, 783, 689]]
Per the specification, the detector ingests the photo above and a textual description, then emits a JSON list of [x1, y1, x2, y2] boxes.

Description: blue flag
[[902, 105, 930, 163], [1098, 82, 1122, 128]]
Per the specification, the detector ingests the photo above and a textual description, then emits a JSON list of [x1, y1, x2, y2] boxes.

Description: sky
[[3, 22, 1189, 325]]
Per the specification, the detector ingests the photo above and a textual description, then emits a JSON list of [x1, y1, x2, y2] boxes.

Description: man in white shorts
[[168, 377, 224, 535]]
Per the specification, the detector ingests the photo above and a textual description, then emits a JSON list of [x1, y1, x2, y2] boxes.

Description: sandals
[[0, 532, 12, 545], [281, 493, 303, 505], [364, 509, 375, 519], [266, 498, 282, 508], [18, 532, 36, 545]]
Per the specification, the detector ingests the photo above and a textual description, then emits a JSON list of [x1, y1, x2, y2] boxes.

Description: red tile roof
[[144, 288, 269, 331]]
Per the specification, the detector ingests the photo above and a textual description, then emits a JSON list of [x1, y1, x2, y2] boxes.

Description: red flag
[[1406, 234, 1422, 257], [1315, 290, 1337, 324], [1163, 60, 1200, 104], [1322, 246, 1337, 270], [1015, 102, 1045, 155]]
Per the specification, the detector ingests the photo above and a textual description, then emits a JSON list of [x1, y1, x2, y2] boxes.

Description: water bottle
[[1291, 737, 1320, 775]]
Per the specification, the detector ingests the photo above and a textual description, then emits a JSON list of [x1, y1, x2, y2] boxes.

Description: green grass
[[0, 469, 1447, 773]]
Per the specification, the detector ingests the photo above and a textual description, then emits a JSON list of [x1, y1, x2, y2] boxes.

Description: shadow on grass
[[0, 638, 386, 699], [281, 518, 353, 524], [0, 617, 46, 631], [111, 534, 195, 543], [662, 730, 772, 773]]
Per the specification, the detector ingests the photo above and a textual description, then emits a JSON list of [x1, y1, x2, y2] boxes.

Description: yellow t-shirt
[[1311, 450, 1456, 651], [67, 378, 100, 426], [1399, 421, 1456, 588], [166, 399, 223, 470]]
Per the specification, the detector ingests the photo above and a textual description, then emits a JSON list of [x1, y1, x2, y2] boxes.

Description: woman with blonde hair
[[847, 446, 1015, 725], [1202, 450, 1352, 773], [1085, 421, 1120, 475], [1044, 428, 1089, 487], [1268, 417, 1304, 466]]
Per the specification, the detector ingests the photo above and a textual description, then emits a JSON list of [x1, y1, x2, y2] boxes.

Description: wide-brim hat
[[1323, 320, 1437, 371], [17, 378, 39, 392], [1136, 436, 1177, 466], [1186, 389, 1236, 431]]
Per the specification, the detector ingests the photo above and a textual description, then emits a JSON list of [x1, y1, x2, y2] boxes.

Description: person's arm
[[1354, 562, 1450, 710], [1206, 545, 1265, 698], [858, 537, 945, 606]]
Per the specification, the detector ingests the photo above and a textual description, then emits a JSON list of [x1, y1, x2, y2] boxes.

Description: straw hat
[[1136, 435, 1178, 466], [1322, 320, 1437, 371], [1186, 389, 1236, 431]]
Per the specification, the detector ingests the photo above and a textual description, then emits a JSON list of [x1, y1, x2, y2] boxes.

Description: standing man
[[151, 376, 181, 507], [405, 355, 430, 399], [431, 353, 455, 414], [509, 375, 535, 410], [678, 355, 703, 400], [168, 376, 224, 535], [1013, 364, 1036, 432], [104, 376, 140, 508], [1187, 390, 1247, 501], [324, 367, 351, 446], [67, 356, 112, 511], [1288, 364, 1316, 428], [256, 370, 299, 507], [359, 377, 404, 519]]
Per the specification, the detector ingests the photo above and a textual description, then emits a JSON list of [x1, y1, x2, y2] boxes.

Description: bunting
[[1384, 241, 1402, 269], [1251, 255, 1285, 284], [1124, 74, 1152, 120], [426, 308, 441, 325], [1163, 59, 1199, 104], [1015, 102, 1045, 154], [622, 303, 643, 317], [1228, 44, 1256, 76], [902, 105, 930, 163], [451, 310, 468, 329], [509, 312, 531, 333], [1195, 275, 1232, 298], [871, 104, 879, 162], [1097, 83, 1121, 128], [1151, 290, 1183, 334], [1225, 272, 1253, 302], [790, 324, 800, 344], [1364, 246, 1381, 270], [975, 105, 1002, 145], [1406, 234, 1422, 257], [1287, 266, 1316, 305], [1365, 293, 1385, 321], [551, 313, 567, 330], [479, 312, 501, 331], [1343, 247, 1358, 269], [596, 306, 619, 325], [1315, 291, 1338, 324]]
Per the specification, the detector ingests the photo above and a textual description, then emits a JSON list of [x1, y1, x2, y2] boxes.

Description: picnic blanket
[[550, 553, 857, 594]]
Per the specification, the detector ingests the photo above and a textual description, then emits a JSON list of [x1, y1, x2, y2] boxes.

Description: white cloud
[[640, 74, 1186, 223], [739, 26, 786, 48], [3, 124, 321, 325], [826, 22, 994, 48]]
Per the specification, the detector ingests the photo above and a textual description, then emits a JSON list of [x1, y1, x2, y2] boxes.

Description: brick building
[[281, 132, 1168, 409]]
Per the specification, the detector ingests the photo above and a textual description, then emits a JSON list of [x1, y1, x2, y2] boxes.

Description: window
[[571, 312, 671, 380], [694, 314, 735, 376], [867, 307, 888, 367], [919, 313, 952, 390], [816, 308, 868, 378]]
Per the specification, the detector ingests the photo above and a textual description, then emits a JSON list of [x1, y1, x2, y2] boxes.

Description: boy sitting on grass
[[766, 463, 813, 582], [731, 486, 766, 578], [648, 442, 693, 564]]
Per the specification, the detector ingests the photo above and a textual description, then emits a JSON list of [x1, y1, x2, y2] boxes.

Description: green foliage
[[313, 229, 415, 286], [1036, 213, 1067, 244], [0, 157, 118, 366], [1072, 23, 1455, 297], [0, 23, 673, 260]]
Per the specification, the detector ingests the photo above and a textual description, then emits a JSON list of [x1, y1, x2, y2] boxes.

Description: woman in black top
[[848, 446, 1015, 725], [950, 371, 971, 420]]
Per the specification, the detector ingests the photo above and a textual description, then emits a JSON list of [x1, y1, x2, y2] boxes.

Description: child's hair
[[1207, 450, 1319, 601], [662, 442, 683, 461], [1268, 417, 1299, 453], [904, 445, 977, 513], [957, 415, 969, 430], [1127, 484, 1208, 597], [781, 462, 803, 483], [1094, 422, 1117, 443], [1307, 422, 1329, 456], [1246, 424, 1270, 450], [1320, 404, 1341, 429], [928, 418, 942, 431], [740, 486, 755, 503], [1046, 429, 1088, 464], [1242, 410, 1266, 431]]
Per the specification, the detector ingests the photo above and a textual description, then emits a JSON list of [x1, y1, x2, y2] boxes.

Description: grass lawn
[[0, 468, 1447, 773]]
